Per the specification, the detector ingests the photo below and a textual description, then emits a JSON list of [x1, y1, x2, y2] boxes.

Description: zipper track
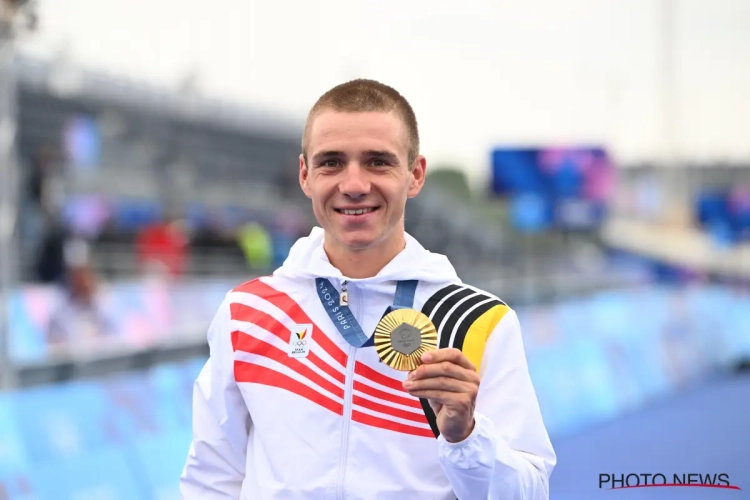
[[336, 280, 357, 500]]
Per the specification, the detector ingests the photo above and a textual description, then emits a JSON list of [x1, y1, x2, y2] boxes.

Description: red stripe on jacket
[[234, 278, 348, 368], [233, 331, 344, 400], [352, 410, 434, 438], [234, 360, 343, 415], [230, 302, 345, 385]]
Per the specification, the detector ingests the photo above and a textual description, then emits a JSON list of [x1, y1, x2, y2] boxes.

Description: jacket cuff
[[437, 411, 496, 470]]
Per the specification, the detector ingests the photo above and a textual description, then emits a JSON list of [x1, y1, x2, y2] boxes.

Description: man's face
[[300, 110, 426, 253]]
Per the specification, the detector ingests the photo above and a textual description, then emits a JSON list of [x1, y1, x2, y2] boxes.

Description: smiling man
[[180, 79, 556, 499]]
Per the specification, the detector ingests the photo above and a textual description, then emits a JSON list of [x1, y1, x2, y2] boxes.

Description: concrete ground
[[549, 372, 750, 499]]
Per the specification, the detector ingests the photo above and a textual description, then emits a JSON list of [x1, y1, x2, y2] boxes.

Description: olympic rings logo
[[293, 340, 307, 347]]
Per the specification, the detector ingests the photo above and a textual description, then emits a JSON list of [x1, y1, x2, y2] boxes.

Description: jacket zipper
[[336, 279, 356, 500]]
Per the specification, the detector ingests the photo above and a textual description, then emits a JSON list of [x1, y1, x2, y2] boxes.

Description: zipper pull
[[340, 280, 349, 307]]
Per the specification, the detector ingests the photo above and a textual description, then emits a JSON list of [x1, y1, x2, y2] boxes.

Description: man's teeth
[[341, 208, 374, 215]]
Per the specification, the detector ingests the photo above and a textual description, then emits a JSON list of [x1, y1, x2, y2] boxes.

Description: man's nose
[[338, 164, 370, 198]]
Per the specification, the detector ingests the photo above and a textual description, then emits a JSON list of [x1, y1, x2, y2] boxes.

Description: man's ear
[[407, 155, 427, 198], [299, 154, 312, 198]]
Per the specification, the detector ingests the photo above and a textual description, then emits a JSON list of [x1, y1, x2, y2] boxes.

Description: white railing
[[602, 217, 750, 279]]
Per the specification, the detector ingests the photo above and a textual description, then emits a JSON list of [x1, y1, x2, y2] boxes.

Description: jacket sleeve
[[180, 295, 251, 498], [437, 308, 556, 500]]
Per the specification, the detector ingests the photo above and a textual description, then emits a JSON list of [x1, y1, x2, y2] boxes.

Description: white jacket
[[180, 227, 556, 499]]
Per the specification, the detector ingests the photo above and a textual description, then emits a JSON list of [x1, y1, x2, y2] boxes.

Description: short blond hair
[[301, 79, 420, 167]]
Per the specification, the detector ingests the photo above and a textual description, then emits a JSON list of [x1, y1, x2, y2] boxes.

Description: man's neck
[[324, 233, 406, 279]]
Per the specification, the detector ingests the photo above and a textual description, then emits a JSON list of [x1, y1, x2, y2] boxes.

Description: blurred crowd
[[17, 140, 311, 287], [10, 55, 316, 301], [13, 126, 311, 353]]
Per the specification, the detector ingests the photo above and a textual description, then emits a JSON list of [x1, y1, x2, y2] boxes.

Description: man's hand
[[402, 348, 480, 443]]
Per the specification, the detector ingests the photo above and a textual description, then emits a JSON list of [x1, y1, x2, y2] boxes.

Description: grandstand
[[14, 55, 307, 280]]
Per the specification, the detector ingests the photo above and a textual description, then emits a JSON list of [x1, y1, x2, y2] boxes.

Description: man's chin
[[334, 231, 380, 252], [341, 237, 378, 252]]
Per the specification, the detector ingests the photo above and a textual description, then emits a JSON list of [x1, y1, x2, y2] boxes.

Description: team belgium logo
[[288, 324, 312, 358], [293, 329, 307, 346]]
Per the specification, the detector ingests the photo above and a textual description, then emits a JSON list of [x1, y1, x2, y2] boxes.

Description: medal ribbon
[[315, 278, 418, 348]]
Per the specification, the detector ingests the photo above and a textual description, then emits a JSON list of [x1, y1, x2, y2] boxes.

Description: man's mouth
[[335, 207, 378, 215]]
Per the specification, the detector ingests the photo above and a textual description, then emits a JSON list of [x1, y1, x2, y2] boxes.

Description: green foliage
[[425, 166, 471, 200]]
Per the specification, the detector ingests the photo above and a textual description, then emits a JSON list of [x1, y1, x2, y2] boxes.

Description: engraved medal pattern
[[374, 309, 438, 371]]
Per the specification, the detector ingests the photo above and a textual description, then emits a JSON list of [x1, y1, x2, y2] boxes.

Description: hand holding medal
[[402, 346, 480, 444], [317, 277, 477, 442], [374, 308, 479, 443]]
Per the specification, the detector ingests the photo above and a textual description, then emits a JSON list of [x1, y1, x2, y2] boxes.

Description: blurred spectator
[[47, 239, 117, 351], [20, 144, 65, 258], [34, 213, 69, 284], [136, 213, 190, 278], [27, 144, 64, 215], [237, 221, 272, 271], [190, 211, 232, 251]]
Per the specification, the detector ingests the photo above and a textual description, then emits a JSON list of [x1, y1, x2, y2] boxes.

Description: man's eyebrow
[[363, 150, 399, 161], [311, 151, 345, 164]]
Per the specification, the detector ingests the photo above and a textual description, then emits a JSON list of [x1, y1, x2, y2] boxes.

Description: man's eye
[[321, 160, 339, 167], [371, 160, 388, 167]]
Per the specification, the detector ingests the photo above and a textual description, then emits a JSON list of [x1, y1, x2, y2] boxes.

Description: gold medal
[[374, 309, 438, 371]]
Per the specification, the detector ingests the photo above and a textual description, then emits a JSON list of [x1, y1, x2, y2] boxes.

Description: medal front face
[[390, 323, 421, 356], [374, 309, 438, 371]]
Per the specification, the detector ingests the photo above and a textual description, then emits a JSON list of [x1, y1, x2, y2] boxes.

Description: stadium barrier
[[0, 357, 204, 499]]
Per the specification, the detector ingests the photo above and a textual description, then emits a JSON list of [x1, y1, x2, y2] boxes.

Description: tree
[[425, 166, 471, 200]]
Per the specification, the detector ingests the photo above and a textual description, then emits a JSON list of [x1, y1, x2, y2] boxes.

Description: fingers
[[405, 387, 475, 406], [421, 348, 476, 372], [403, 376, 471, 394], [405, 390, 453, 403], [403, 348, 480, 404], [408, 360, 479, 384]]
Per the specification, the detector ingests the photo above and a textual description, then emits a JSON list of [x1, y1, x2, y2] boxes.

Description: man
[[180, 79, 556, 499]]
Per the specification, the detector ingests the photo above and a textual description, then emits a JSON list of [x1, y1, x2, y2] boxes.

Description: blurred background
[[0, 0, 749, 498]]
